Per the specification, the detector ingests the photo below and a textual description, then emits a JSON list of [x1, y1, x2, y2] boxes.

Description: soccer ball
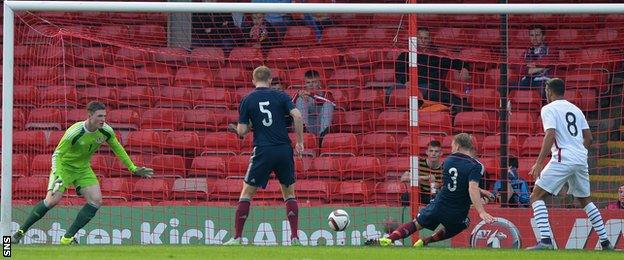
[[328, 209, 350, 231]]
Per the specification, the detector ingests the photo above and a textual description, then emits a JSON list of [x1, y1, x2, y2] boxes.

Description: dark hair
[[86, 101, 106, 114], [304, 69, 320, 79], [546, 78, 565, 96], [528, 24, 546, 35], [509, 157, 518, 168], [417, 27, 430, 33], [428, 140, 441, 148]]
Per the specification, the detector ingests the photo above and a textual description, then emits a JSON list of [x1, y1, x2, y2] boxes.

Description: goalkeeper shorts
[[48, 167, 99, 193]]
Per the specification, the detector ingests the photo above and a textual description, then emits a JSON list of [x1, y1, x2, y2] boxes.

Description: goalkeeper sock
[[234, 199, 251, 239], [285, 198, 299, 239], [388, 221, 417, 241], [65, 203, 99, 238], [20, 200, 52, 232]]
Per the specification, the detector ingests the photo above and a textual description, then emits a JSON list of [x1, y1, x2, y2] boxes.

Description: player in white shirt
[[527, 78, 612, 250]]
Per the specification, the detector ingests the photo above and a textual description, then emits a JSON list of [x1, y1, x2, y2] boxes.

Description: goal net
[[2, 1, 623, 249]]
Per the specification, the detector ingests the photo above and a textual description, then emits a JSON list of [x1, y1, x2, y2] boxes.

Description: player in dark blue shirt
[[367, 133, 495, 247], [224, 66, 305, 246]]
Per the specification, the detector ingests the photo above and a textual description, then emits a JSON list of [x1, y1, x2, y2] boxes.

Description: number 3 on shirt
[[447, 167, 458, 192], [259, 101, 273, 126]]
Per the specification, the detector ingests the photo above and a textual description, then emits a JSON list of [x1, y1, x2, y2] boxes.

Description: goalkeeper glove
[[133, 167, 154, 178], [51, 176, 64, 195]]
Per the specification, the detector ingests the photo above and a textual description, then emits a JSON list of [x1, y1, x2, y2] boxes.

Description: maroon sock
[[235, 200, 251, 239], [423, 228, 447, 245], [285, 198, 299, 239], [388, 222, 417, 241]]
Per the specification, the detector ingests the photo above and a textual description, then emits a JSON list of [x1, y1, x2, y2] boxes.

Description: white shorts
[[535, 161, 590, 198]]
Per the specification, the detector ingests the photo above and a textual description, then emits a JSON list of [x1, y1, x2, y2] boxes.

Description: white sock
[[532, 200, 552, 240], [583, 202, 609, 242]]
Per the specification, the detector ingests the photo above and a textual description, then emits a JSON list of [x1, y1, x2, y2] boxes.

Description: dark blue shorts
[[416, 204, 470, 237], [244, 144, 295, 189]]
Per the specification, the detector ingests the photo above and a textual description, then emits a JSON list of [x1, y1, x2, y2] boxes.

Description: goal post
[[2, 1, 624, 249]]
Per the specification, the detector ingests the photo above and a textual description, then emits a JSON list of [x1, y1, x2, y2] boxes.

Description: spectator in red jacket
[[606, 185, 624, 210]]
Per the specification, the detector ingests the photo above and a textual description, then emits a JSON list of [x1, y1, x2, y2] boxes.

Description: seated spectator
[[294, 70, 335, 137], [192, 7, 245, 53], [606, 185, 624, 210], [251, 0, 292, 40], [400, 140, 443, 205], [244, 13, 279, 53], [492, 157, 530, 207], [514, 25, 559, 93], [394, 28, 470, 112]]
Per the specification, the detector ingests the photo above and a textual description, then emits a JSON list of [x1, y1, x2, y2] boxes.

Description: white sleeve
[[541, 107, 556, 131], [578, 111, 590, 130]]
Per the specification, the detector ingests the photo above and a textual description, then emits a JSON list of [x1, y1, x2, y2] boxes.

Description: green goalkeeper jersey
[[52, 121, 137, 173]]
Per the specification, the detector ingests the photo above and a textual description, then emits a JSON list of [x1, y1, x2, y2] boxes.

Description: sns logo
[[469, 217, 521, 249], [3, 236, 10, 257]]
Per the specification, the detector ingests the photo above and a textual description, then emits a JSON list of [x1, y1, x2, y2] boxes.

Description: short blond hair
[[253, 66, 272, 83], [453, 133, 473, 150]]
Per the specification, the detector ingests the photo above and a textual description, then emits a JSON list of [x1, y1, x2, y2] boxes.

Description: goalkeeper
[[12, 101, 154, 245]]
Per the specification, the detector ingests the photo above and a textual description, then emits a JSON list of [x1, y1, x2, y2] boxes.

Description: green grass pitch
[[9, 245, 622, 260]]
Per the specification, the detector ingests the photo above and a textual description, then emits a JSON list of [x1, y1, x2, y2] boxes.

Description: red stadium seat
[[140, 108, 182, 131], [113, 48, 150, 68], [20, 25, 59, 45], [30, 154, 52, 176], [521, 136, 544, 157], [468, 88, 500, 111], [14, 176, 48, 199], [288, 133, 318, 156], [509, 90, 542, 111], [376, 111, 409, 134], [296, 180, 330, 204], [47, 130, 66, 152], [11, 154, 30, 178], [332, 181, 371, 204], [174, 67, 214, 88], [154, 87, 193, 109], [34, 46, 66, 66], [565, 89, 598, 112], [107, 109, 141, 131], [308, 156, 343, 180], [22, 66, 59, 86], [358, 28, 392, 48], [283, 26, 316, 47], [255, 181, 283, 201], [91, 154, 111, 177], [71, 47, 115, 67], [342, 156, 383, 180], [365, 68, 396, 88], [98, 66, 136, 86], [38, 86, 78, 108], [14, 45, 33, 66], [25, 108, 64, 130], [134, 24, 167, 46], [188, 156, 226, 178], [14, 85, 38, 108], [385, 156, 410, 179], [228, 47, 264, 69], [189, 47, 225, 69], [371, 181, 408, 206], [135, 64, 175, 87], [181, 109, 228, 131], [327, 69, 364, 87], [171, 178, 210, 200], [133, 178, 171, 201], [226, 155, 251, 178], [149, 154, 186, 178], [116, 86, 155, 108], [479, 157, 501, 180], [266, 47, 301, 69], [388, 88, 408, 109], [481, 135, 520, 157], [321, 27, 351, 46], [214, 67, 249, 88], [201, 132, 241, 156], [359, 133, 398, 156], [509, 112, 538, 135], [475, 28, 501, 46], [454, 111, 495, 134], [13, 130, 46, 153], [100, 177, 133, 201], [164, 131, 201, 156], [153, 47, 189, 65], [3, 108, 27, 130], [320, 133, 358, 156], [299, 47, 342, 68], [211, 179, 244, 200], [110, 154, 146, 177], [78, 87, 117, 107], [191, 88, 232, 109], [332, 110, 376, 133], [126, 130, 163, 154], [419, 111, 452, 136], [350, 89, 385, 110]]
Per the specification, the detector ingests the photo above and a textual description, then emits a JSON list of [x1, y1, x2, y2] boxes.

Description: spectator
[[394, 28, 470, 112], [244, 13, 279, 53], [192, 5, 245, 53], [606, 185, 624, 210], [294, 70, 335, 137], [251, 0, 292, 40], [492, 157, 530, 207], [515, 25, 559, 92], [400, 140, 444, 205]]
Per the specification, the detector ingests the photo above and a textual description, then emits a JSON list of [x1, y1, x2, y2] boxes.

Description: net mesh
[[3, 0, 623, 247]]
